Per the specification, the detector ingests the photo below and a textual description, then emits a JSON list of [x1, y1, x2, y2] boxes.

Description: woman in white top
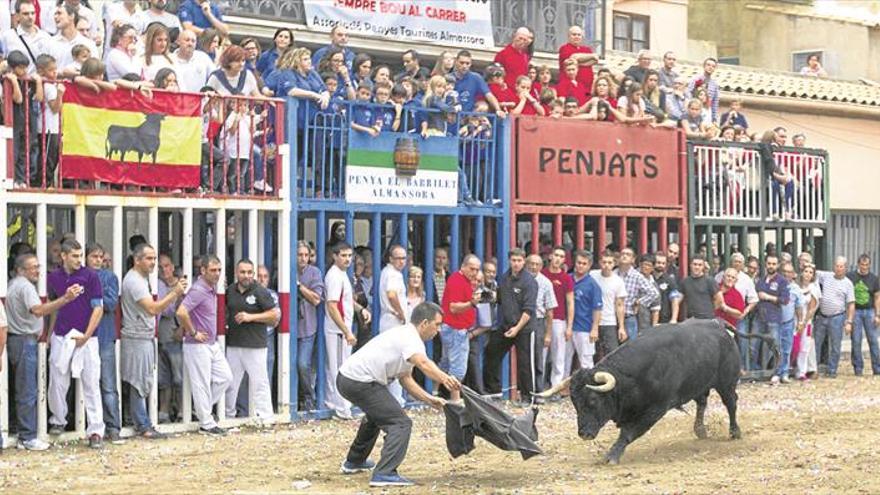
[[795, 263, 822, 380], [405, 266, 425, 322], [799, 53, 828, 78], [139, 23, 175, 82], [105, 24, 141, 81]]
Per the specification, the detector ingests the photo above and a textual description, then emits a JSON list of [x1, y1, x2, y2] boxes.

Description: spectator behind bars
[[7, 50, 43, 189], [311, 24, 355, 71], [295, 241, 324, 412]]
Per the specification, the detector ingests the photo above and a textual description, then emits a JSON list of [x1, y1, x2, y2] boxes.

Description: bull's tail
[[736, 329, 780, 369]]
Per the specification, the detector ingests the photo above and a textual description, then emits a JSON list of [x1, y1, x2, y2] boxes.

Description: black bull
[[538, 319, 771, 464]]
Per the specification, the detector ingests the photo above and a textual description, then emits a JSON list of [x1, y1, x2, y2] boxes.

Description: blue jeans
[[776, 319, 795, 378], [99, 339, 122, 434], [852, 308, 880, 375], [297, 334, 316, 409], [736, 319, 752, 371], [751, 319, 780, 371], [814, 313, 845, 376], [624, 315, 639, 342], [6, 335, 39, 441], [127, 382, 152, 432], [440, 324, 470, 380]]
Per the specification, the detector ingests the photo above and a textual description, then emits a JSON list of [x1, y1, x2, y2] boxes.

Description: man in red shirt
[[542, 246, 574, 389], [494, 26, 532, 89], [716, 268, 746, 328], [440, 254, 482, 401], [558, 25, 598, 91], [556, 60, 591, 109]]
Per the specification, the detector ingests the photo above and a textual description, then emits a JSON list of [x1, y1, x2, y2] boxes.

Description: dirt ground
[[4, 369, 880, 494]]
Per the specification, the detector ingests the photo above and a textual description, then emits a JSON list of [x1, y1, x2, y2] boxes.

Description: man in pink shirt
[[494, 26, 533, 88]]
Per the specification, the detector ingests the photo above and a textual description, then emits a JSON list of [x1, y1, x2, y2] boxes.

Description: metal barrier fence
[[1, 204, 291, 446], [2, 79, 285, 198], [690, 141, 827, 223], [292, 98, 503, 206]]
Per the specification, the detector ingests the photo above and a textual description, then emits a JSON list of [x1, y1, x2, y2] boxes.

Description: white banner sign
[[303, 0, 495, 49]]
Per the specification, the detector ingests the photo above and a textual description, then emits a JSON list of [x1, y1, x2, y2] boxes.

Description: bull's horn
[[584, 371, 616, 393], [534, 376, 571, 398]]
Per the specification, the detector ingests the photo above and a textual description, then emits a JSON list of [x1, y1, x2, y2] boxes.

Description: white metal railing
[[692, 143, 762, 220], [766, 151, 826, 223]]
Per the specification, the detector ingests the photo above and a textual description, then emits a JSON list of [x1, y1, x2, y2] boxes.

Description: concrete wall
[[609, 0, 689, 56], [745, 108, 880, 211], [689, 0, 877, 80]]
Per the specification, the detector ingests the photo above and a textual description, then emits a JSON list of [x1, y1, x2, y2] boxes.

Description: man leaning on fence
[[177, 254, 233, 436]]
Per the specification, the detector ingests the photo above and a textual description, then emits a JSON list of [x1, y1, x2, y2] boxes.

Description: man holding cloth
[[337, 302, 459, 487]]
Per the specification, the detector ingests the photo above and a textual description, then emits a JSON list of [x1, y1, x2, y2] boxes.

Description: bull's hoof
[[604, 454, 621, 465], [694, 425, 708, 439], [730, 428, 742, 440]]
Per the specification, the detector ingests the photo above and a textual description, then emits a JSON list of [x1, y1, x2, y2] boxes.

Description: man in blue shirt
[[452, 50, 506, 115], [573, 250, 603, 374], [752, 255, 790, 371], [773, 261, 804, 384], [312, 25, 355, 71], [178, 0, 228, 36], [85, 243, 124, 444]]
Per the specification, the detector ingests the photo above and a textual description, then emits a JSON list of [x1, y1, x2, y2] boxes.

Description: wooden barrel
[[393, 137, 420, 176]]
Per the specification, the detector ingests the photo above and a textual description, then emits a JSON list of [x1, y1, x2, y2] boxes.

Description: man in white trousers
[[378, 245, 408, 406], [224, 259, 280, 423], [542, 246, 575, 389], [177, 255, 232, 435], [325, 241, 372, 420], [46, 239, 105, 448]]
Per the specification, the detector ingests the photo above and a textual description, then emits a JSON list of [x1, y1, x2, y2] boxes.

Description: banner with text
[[346, 131, 458, 207], [304, 0, 494, 49]]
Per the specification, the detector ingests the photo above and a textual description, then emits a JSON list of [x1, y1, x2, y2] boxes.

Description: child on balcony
[[350, 80, 381, 137], [458, 100, 492, 206], [313, 71, 347, 197], [5, 50, 43, 188], [373, 81, 403, 132], [420, 74, 460, 138], [36, 54, 61, 188], [223, 98, 265, 194], [62, 44, 91, 77]]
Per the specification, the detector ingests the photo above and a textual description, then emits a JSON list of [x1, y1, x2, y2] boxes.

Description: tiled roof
[[602, 52, 880, 108]]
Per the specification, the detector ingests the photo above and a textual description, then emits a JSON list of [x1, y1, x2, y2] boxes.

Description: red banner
[[61, 84, 203, 188], [514, 117, 683, 209]]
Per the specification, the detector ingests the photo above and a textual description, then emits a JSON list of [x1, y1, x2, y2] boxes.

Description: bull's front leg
[[604, 409, 667, 465]]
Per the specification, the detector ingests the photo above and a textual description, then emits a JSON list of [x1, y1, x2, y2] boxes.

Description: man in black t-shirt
[[653, 252, 682, 324], [847, 254, 880, 375], [680, 256, 722, 320], [224, 259, 281, 421]]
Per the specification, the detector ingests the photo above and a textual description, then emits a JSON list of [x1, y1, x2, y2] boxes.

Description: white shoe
[[770, 375, 780, 385], [17, 438, 51, 451], [253, 180, 273, 193], [780, 375, 792, 384]]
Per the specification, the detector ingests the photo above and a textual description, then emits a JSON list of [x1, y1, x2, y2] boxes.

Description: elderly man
[[624, 49, 652, 84], [47, 239, 105, 448], [494, 26, 532, 88], [174, 29, 214, 92], [121, 243, 187, 440], [439, 253, 481, 401], [379, 245, 409, 405], [224, 259, 281, 422], [525, 254, 557, 396], [6, 252, 80, 450], [337, 302, 458, 487], [615, 248, 659, 341], [312, 24, 355, 70], [847, 254, 880, 376], [177, 255, 233, 436], [557, 25, 598, 91], [716, 253, 759, 369], [484, 248, 538, 404], [814, 256, 856, 378]]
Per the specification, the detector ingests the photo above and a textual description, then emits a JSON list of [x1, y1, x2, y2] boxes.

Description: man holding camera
[[439, 254, 482, 402]]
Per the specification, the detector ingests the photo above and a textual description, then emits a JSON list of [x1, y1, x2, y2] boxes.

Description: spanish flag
[[61, 83, 202, 188]]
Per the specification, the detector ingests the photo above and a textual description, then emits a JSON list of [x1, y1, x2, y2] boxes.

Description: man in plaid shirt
[[688, 57, 719, 122], [615, 248, 659, 341]]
